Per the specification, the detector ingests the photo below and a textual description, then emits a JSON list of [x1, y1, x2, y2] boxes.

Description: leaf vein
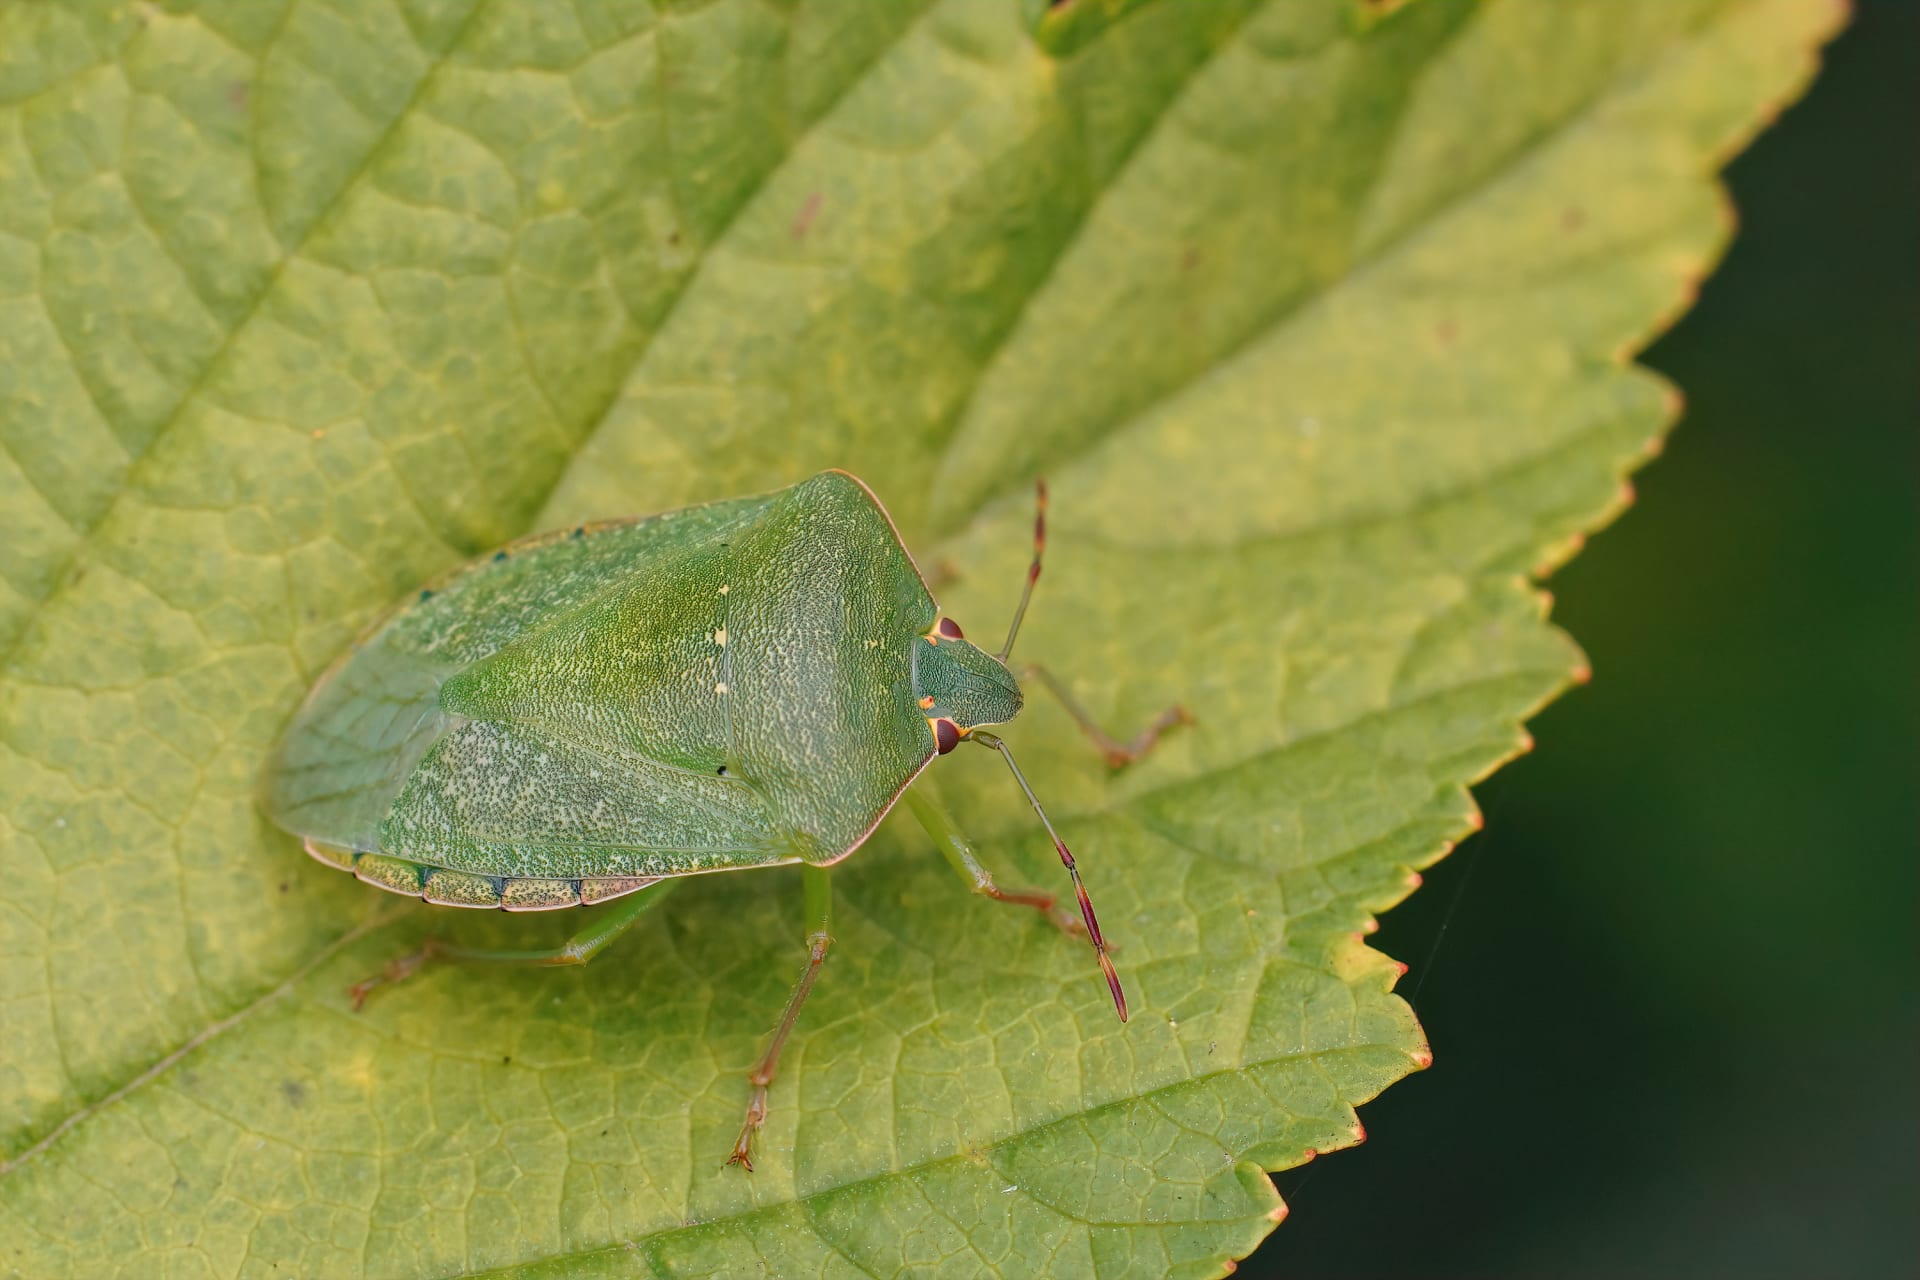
[[0, 0, 495, 678]]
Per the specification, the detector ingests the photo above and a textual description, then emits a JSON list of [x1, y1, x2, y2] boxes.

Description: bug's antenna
[[970, 729, 1127, 1022], [997, 478, 1047, 662]]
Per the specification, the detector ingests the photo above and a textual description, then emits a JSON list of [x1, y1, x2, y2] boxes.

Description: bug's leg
[[994, 478, 1187, 765], [728, 865, 833, 1171], [923, 557, 966, 593], [348, 880, 679, 1010], [1018, 663, 1191, 768], [902, 783, 1084, 939], [970, 730, 1127, 1022]]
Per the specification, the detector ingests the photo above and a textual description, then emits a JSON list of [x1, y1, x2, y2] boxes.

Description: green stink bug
[[263, 470, 1187, 1169]]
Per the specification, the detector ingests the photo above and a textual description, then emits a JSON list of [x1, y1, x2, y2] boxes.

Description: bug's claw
[[1046, 902, 1089, 940], [727, 1087, 768, 1171], [1103, 703, 1194, 769]]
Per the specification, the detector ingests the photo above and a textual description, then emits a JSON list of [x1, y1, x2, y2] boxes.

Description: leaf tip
[[1410, 1044, 1434, 1070]]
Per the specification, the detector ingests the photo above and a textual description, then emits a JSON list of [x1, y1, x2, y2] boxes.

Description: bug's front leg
[[728, 865, 834, 1171], [1019, 664, 1191, 768], [902, 783, 1085, 938]]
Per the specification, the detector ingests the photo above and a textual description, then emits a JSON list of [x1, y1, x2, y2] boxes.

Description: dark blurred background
[[1255, 2, 1918, 1276]]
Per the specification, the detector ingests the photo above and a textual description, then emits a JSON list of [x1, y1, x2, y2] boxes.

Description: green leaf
[[0, 1, 1835, 1275]]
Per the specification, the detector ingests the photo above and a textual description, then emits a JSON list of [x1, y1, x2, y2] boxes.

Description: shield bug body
[[264, 470, 1186, 1168]]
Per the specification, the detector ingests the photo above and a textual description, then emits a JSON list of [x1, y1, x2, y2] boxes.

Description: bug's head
[[912, 616, 1022, 753]]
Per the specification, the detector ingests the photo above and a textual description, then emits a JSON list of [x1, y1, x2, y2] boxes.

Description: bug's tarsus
[[728, 929, 832, 1171], [1020, 664, 1193, 768], [969, 730, 1128, 1022], [998, 478, 1047, 662], [976, 880, 1087, 939], [348, 939, 442, 1011], [728, 867, 834, 1171], [1091, 701, 1192, 768]]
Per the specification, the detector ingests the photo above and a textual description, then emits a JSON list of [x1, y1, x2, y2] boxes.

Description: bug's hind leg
[[347, 878, 679, 1010], [903, 785, 1084, 940], [729, 866, 833, 1171], [1019, 664, 1191, 768]]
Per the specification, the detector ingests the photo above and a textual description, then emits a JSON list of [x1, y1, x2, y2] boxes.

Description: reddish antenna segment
[[998, 478, 1047, 662]]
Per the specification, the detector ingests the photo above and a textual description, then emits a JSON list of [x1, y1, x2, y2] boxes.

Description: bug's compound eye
[[928, 717, 963, 754], [934, 616, 965, 642]]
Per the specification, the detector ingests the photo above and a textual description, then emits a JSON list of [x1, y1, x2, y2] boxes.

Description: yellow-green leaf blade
[[0, 2, 1838, 1277]]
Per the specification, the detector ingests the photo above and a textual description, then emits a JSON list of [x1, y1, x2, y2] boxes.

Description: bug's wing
[[380, 718, 792, 879], [263, 494, 771, 853], [263, 637, 457, 855]]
